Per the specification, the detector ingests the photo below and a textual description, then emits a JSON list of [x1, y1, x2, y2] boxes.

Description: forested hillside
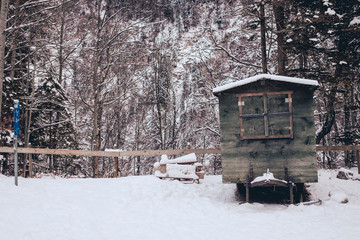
[[0, 0, 359, 177]]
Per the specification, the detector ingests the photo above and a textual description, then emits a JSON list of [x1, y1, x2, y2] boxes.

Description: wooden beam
[[1, 145, 359, 157], [315, 145, 360, 151], [29, 153, 33, 178], [289, 185, 294, 205], [357, 150, 360, 174], [0, 147, 222, 157], [246, 175, 250, 203]]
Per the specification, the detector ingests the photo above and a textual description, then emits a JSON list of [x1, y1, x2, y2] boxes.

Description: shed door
[[237, 91, 293, 140]]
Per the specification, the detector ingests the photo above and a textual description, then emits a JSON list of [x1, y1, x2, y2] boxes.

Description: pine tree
[[30, 77, 78, 174]]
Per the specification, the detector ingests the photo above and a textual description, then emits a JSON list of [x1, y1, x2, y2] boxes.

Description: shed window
[[237, 91, 293, 140]]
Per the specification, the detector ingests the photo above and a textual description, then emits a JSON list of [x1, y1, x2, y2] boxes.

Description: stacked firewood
[[153, 153, 204, 183]]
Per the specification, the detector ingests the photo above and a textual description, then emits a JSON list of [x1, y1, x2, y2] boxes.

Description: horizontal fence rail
[[0, 146, 359, 157], [0, 146, 359, 175], [315, 145, 360, 151], [0, 147, 222, 157]]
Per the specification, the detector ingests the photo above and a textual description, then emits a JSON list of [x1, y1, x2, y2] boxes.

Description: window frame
[[236, 91, 294, 140]]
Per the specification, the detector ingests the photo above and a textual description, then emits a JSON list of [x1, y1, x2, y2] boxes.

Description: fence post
[[14, 100, 20, 186], [357, 150, 360, 174], [29, 153, 33, 178], [113, 156, 118, 178]]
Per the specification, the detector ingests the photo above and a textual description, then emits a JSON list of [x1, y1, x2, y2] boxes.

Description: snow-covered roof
[[213, 74, 319, 94]]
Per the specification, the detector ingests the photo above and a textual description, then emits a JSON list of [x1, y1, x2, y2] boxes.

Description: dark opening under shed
[[213, 74, 319, 203]]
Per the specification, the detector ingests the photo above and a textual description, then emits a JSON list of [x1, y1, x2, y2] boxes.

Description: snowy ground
[[1, 169, 360, 240]]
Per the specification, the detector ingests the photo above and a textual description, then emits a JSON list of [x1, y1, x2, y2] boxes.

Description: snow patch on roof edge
[[213, 74, 319, 94]]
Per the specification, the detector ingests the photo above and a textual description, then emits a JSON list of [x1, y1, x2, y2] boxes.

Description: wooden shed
[[213, 74, 319, 203]]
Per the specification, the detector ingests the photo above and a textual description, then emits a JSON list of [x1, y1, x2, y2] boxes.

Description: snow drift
[[0, 169, 359, 240]]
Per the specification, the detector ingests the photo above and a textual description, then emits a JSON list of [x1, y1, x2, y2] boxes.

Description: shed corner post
[[289, 185, 294, 205], [246, 175, 250, 203], [286, 171, 294, 205]]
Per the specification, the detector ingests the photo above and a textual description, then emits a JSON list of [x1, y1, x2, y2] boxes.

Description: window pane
[[243, 117, 265, 136], [242, 95, 264, 115], [268, 115, 291, 136], [267, 94, 289, 113]]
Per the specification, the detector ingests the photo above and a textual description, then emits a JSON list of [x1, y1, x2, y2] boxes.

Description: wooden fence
[[0, 147, 222, 178], [0, 145, 359, 176], [0, 147, 222, 157]]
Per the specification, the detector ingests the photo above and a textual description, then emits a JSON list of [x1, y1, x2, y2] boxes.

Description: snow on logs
[[336, 168, 360, 181], [250, 169, 289, 187], [153, 153, 204, 182]]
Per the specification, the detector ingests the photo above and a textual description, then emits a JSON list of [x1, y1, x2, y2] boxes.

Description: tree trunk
[[113, 88, 124, 177], [0, 0, 9, 121], [273, 0, 287, 75], [260, 2, 267, 73], [58, 1, 65, 85], [316, 88, 336, 144], [350, 85, 357, 167], [344, 86, 355, 167], [154, 50, 164, 149], [113, 120, 120, 178], [92, 72, 100, 178], [92, 0, 103, 178]]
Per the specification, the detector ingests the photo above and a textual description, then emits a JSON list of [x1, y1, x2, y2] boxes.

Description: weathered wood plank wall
[[219, 81, 318, 184]]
